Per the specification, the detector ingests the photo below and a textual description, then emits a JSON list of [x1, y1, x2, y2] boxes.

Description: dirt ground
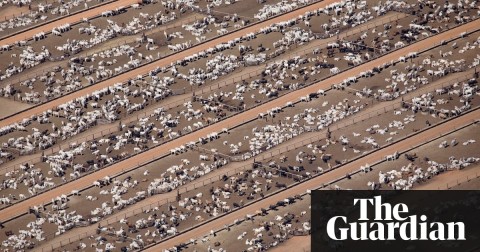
[[184, 194, 311, 252], [15, 78, 476, 251], [0, 0, 480, 251], [0, 24, 480, 252], [148, 109, 479, 251], [449, 170, 480, 190], [0, 0, 114, 38], [269, 235, 311, 252], [0, 5, 29, 21], [0, 97, 32, 118], [0, 0, 141, 45], [0, 0, 424, 190], [329, 122, 480, 190]]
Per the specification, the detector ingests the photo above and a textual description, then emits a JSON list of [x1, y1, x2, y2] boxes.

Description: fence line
[[1, 28, 476, 213], [2, 0, 368, 169], [0, 0, 332, 209], [191, 12, 408, 97], [3, 64, 470, 175], [3, 7, 405, 99], [443, 172, 480, 190], [2, 14, 200, 90], [3, 3, 479, 108], [0, 8, 473, 156], [0, 39, 476, 215], [39, 82, 480, 251], [43, 114, 480, 251], [2, 0, 327, 91], [324, 118, 480, 190], [38, 12, 480, 251], [1, 0, 479, 232], [0, 0, 118, 41]]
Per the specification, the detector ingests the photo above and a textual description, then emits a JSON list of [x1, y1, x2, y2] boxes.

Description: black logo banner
[[312, 190, 480, 252]]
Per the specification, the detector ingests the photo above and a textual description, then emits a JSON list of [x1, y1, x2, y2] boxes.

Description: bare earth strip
[[31, 68, 475, 251], [145, 109, 479, 251], [0, 0, 405, 127], [0, 97, 32, 118], [0, 12, 204, 91], [0, 18, 478, 223], [0, 11, 406, 173], [0, 0, 139, 46]]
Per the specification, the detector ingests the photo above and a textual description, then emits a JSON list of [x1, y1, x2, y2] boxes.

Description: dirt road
[[145, 109, 479, 251], [0, 0, 407, 127], [31, 68, 475, 250], [0, 11, 404, 172], [0, 18, 477, 223], [0, 0, 139, 46]]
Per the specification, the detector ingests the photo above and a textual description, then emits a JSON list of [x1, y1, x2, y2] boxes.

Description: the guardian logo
[[326, 196, 466, 241]]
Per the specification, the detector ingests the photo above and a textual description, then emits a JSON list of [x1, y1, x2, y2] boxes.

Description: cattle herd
[[0, 0, 479, 251]]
